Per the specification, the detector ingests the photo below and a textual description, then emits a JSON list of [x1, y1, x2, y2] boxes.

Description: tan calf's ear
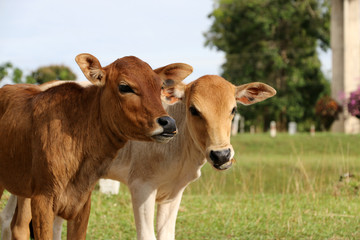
[[155, 63, 193, 105], [161, 81, 186, 105], [154, 63, 193, 83], [75, 53, 106, 86], [236, 82, 276, 105]]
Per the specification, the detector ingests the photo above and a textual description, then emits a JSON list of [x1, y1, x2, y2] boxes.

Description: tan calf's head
[[76, 53, 192, 143], [163, 75, 276, 170]]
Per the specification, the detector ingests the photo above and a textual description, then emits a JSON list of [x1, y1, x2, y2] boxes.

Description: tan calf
[[0, 54, 192, 239], [108, 75, 276, 240]]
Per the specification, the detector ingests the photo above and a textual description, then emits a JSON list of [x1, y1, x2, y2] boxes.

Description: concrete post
[[331, 0, 360, 134], [270, 121, 276, 138], [231, 113, 241, 136], [240, 116, 245, 134], [99, 179, 120, 195]]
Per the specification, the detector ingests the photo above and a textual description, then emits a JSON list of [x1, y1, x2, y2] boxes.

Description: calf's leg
[[66, 194, 92, 240], [31, 195, 54, 240], [53, 216, 64, 240], [130, 179, 157, 240], [156, 190, 184, 240], [0, 185, 4, 199], [1, 195, 64, 240], [1, 195, 17, 240], [11, 197, 32, 240]]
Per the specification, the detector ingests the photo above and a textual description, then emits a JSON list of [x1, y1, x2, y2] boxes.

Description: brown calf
[[7, 75, 275, 240], [0, 53, 192, 239]]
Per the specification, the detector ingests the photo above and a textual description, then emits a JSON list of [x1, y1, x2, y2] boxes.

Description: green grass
[[1, 133, 360, 239], [186, 133, 360, 196]]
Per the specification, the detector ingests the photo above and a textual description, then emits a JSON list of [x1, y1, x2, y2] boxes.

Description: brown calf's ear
[[75, 53, 106, 86], [155, 63, 193, 105], [236, 82, 276, 105]]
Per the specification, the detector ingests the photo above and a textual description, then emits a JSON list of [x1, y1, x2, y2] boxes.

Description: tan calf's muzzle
[[151, 116, 177, 143], [209, 148, 234, 170]]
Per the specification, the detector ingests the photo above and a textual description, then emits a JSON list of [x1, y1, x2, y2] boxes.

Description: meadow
[[1, 133, 360, 239]]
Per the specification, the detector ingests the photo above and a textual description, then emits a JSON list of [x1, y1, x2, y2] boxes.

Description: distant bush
[[0, 62, 76, 84], [315, 96, 342, 131], [347, 86, 360, 119], [28, 65, 77, 84]]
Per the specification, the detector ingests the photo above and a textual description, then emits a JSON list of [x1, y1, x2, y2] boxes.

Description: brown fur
[[0, 54, 192, 239]]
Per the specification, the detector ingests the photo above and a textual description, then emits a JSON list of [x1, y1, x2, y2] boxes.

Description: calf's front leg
[[66, 194, 92, 240], [53, 216, 64, 240], [0, 185, 4, 199], [11, 197, 32, 240], [1, 195, 65, 240], [156, 190, 184, 240], [129, 179, 157, 240], [0, 195, 17, 240], [31, 195, 54, 240]]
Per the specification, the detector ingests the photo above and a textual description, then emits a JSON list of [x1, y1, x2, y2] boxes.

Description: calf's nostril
[[157, 116, 177, 133], [210, 150, 218, 162], [210, 149, 232, 165], [157, 117, 169, 126], [225, 148, 231, 158]]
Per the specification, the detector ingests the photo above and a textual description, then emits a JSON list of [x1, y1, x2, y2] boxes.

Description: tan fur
[[0, 54, 192, 239], [105, 75, 276, 240]]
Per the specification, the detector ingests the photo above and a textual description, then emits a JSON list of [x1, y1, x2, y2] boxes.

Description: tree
[[28, 65, 77, 84], [0, 62, 31, 84], [205, 0, 330, 131], [0, 63, 76, 85], [0, 62, 13, 82]]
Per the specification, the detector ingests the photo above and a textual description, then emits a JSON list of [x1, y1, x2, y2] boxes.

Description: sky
[[0, 0, 331, 85]]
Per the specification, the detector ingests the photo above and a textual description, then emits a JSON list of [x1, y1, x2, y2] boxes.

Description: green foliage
[[205, 0, 330, 131], [0, 62, 29, 84], [0, 63, 76, 85], [0, 62, 13, 81], [12, 68, 23, 84], [29, 65, 77, 84]]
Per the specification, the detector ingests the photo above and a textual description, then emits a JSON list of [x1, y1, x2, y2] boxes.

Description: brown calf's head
[[76, 53, 193, 143], [163, 75, 276, 170]]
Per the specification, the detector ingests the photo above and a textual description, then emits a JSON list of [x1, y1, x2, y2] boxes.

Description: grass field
[[1, 133, 360, 239]]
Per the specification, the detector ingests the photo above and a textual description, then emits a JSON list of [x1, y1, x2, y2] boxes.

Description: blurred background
[[2, 0, 351, 135], [0, 0, 225, 84]]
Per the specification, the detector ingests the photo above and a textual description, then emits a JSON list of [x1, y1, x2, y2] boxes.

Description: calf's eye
[[119, 84, 135, 94], [231, 107, 237, 115], [189, 106, 200, 117]]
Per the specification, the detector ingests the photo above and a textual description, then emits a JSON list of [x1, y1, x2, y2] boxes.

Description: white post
[[231, 113, 241, 136], [310, 124, 316, 136], [99, 179, 120, 195], [240, 116, 245, 134], [270, 121, 276, 138], [250, 125, 255, 134], [288, 122, 297, 135]]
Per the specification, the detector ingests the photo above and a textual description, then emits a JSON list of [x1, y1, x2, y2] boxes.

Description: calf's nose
[[157, 116, 177, 134], [210, 149, 231, 167]]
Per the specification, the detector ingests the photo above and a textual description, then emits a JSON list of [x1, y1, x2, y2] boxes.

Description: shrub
[[315, 96, 342, 131], [347, 86, 360, 119]]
